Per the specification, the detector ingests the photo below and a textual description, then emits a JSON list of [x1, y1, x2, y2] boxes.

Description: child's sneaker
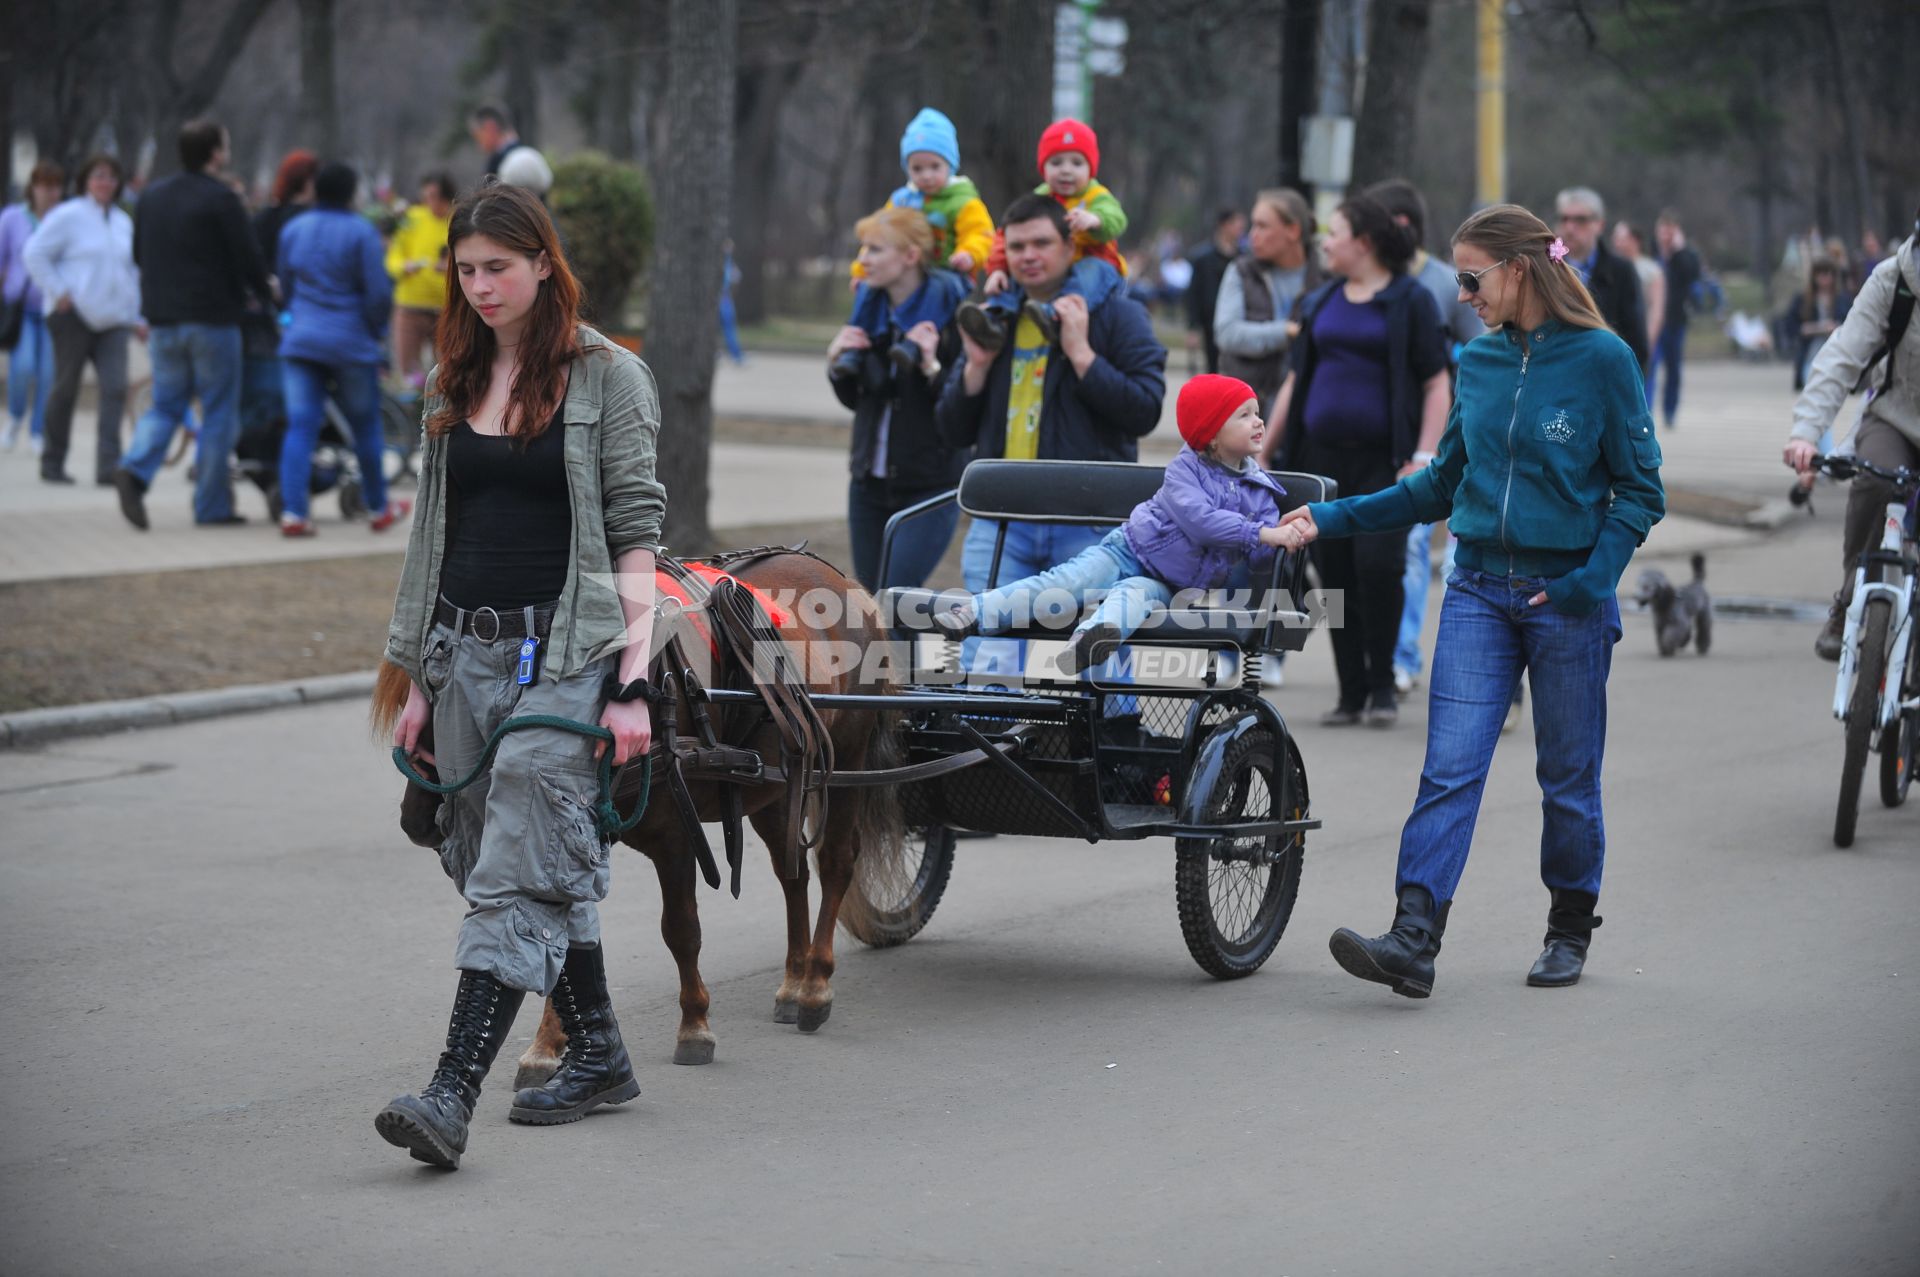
[[932, 595, 978, 638], [1020, 298, 1060, 346], [369, 499, 413, 533], [956, 301, 1008, 354], [829, 349, 865, 380], [888, 342, 922, 376]]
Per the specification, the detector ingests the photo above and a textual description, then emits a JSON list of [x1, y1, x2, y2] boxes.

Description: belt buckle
[[471, 606, 502, 642]]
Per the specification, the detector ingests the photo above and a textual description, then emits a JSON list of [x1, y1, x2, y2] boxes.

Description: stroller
[[232, 345, 424, 523]]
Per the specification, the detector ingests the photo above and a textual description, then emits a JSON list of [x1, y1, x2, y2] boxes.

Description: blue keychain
[[516, 636, 540, 686]]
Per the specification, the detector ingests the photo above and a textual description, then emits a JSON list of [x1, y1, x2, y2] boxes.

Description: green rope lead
[[391, 713, 652, 840]]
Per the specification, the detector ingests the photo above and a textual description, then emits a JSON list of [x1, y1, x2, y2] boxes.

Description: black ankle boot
[[509, 944, 640, 1126], [375, 969, 525, 1170], [1527, 889, 1601, 987], [1328, 887, 1450, 999]]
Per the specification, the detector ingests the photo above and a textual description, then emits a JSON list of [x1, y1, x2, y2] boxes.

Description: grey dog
[[1634, 553, 1712, 657]]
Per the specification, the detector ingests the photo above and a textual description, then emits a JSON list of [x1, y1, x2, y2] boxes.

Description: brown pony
[[372, 551, 907, 1079]]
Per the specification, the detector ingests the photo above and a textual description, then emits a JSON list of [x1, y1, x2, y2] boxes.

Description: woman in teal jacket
[[1281, 204, 1664, 998]]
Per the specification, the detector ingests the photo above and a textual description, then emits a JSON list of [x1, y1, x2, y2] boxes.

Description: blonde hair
[[854, 205, 935, 263], [1453, 203, 1609, 332]]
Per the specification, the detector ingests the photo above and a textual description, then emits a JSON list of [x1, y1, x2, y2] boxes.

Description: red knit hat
[[1177, 375, 1257, 450], [1037, 118, 1100, 178]]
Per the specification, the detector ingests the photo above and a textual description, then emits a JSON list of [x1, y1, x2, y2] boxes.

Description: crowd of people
[[0, 106, 551, 538]]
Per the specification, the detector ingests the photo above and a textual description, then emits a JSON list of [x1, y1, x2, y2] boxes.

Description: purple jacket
[[0, 203, 45, 311], [1123, 449, 1286, 590]]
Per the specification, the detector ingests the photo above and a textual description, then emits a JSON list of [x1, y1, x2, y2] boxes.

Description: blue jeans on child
[[279, 358, 388, 522], [975, 526, 1174, 639], [850, 268, 970, 341], [960, 517, 1113, 681], [8, 310, 53, 439], [1392, 568, 1622, 905], [985, 259, 1123, 319], [120, 322, 244, 522]]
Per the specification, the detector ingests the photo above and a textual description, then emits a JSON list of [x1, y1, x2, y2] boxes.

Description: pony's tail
[[371, 659, 413, 740], [836, 707, 906, 940]]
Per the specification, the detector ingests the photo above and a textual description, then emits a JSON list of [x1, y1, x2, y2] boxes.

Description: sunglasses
[[1455, 259, 1510, 294]]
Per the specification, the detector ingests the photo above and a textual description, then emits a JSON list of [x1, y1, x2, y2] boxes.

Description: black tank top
[[438, 415, 571, 609]]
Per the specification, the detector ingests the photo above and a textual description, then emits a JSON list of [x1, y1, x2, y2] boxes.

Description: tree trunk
[[1349, 0, 1435, 190], [1278, 0, 1321, 190], [297, 0, 340, 158], [730, 59, 804, 326], [503, 0, 541, 145], [651, 0, 737, 554], [147, 0, 277, 177], [1819, 0, 1875, 244]]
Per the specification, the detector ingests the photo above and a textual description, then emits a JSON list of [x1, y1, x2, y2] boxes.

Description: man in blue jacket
[[937, 193, 1167, 680]]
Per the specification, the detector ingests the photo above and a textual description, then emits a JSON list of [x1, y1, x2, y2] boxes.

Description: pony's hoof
[[672, 1037, 716, 1066], [796, 1002, 832, 1033], [512, 1059, 559, 1090], [772, 997, 799, 1024]]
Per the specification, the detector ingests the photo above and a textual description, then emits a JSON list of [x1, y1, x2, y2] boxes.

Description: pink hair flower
[[1548, 237, 1570, 264]]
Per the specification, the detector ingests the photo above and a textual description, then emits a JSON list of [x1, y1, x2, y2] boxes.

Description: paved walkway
[[0, 352, 1807, 585]]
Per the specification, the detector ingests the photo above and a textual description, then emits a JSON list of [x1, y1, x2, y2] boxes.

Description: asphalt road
[[2, 515, 1916, 1276]]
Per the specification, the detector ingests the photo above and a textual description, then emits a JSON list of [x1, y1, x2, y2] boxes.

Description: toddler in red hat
[[936, 374, 1305, 673], [956, 118, 1132, 355]]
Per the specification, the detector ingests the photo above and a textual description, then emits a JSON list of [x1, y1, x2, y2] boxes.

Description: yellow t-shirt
[[1004, 314, 1049, 460], [386, 205, 451, 311]]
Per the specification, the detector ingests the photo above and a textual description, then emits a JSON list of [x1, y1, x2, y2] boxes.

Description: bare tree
[[650, 0, 738, 553], [147, 0, 280, 175], [297, 0, 341, 156], [1349, 0, 1435, 189]]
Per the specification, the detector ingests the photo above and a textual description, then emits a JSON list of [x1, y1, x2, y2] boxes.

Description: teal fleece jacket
[[1308, 320, 1664, 615]]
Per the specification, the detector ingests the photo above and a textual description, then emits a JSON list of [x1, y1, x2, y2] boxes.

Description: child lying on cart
[[936, 374, 1307, 672]]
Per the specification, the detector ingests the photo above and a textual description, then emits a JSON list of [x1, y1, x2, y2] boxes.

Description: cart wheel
[[338, 478, 366, 519], [840, 824, 955, 948], [1174, 731, 1305, 979], [266, 483, 284, 523]]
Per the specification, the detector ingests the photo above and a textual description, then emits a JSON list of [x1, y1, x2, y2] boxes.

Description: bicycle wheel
[[1880, 624, 1917, 808], [1174, 730, 1305, 979], [1835, 598, 1890, 847], [840, 824, 955, 948]]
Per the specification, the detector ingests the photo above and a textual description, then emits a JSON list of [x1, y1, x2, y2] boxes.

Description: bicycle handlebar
[[1809, 454, 1920, 492]]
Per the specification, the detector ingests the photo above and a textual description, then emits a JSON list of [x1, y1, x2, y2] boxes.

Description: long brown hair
[[429, 181, 583, 441], [1452, 203, 1608, 332]]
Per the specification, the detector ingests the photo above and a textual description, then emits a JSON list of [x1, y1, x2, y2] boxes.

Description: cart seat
[[882, 585, 1310, 651]]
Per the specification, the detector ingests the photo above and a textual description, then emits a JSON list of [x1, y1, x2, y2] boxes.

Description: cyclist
[[1785, 209, 1918, 660]]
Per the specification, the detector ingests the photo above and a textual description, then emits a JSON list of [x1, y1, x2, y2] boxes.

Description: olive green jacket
[[384, 327, 668, 686]]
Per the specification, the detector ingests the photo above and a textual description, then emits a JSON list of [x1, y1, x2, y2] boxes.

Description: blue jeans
[[1393, 568, 1622, 904], [960, 517, 1112, 680], [8, 309, 53, 438], [975, 527, 1173, 641], [279, 358, 387, 522], [985, 258, 1122, 318], [1648, 323, 1685, 424], [121, 323, 243, 522], [850, 268, 969, 341], [1395, 523, 1433, 677], [847, 476, 962, 591], [718, 293, 744, 362]]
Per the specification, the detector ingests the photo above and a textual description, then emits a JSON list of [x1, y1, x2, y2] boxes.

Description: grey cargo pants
[[422, 617, 617, 995]]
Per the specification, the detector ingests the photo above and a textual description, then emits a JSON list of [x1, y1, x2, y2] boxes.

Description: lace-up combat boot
[[509, 944, 640, 1125], [375, 969, 524, 1169]]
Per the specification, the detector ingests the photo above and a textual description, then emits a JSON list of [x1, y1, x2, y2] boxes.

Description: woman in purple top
[[0, 161, 66, 451], [1264, 195, 1451, 726]]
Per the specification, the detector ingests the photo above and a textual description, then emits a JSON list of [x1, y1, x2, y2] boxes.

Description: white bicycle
[[1812, 454, 1920, 847]]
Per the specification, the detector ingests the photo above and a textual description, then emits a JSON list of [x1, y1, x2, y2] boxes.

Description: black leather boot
[[509, 944, 640, 1126], [1328, 887, 1450, 999], [375, 969, 525, 1170], [1527, 889, 1602, 987]]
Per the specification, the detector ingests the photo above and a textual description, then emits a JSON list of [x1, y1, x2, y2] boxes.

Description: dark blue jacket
[[278, 208, 391, 367], [936, 290, 1167, 462], [1275, 273, 1448, 471]]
